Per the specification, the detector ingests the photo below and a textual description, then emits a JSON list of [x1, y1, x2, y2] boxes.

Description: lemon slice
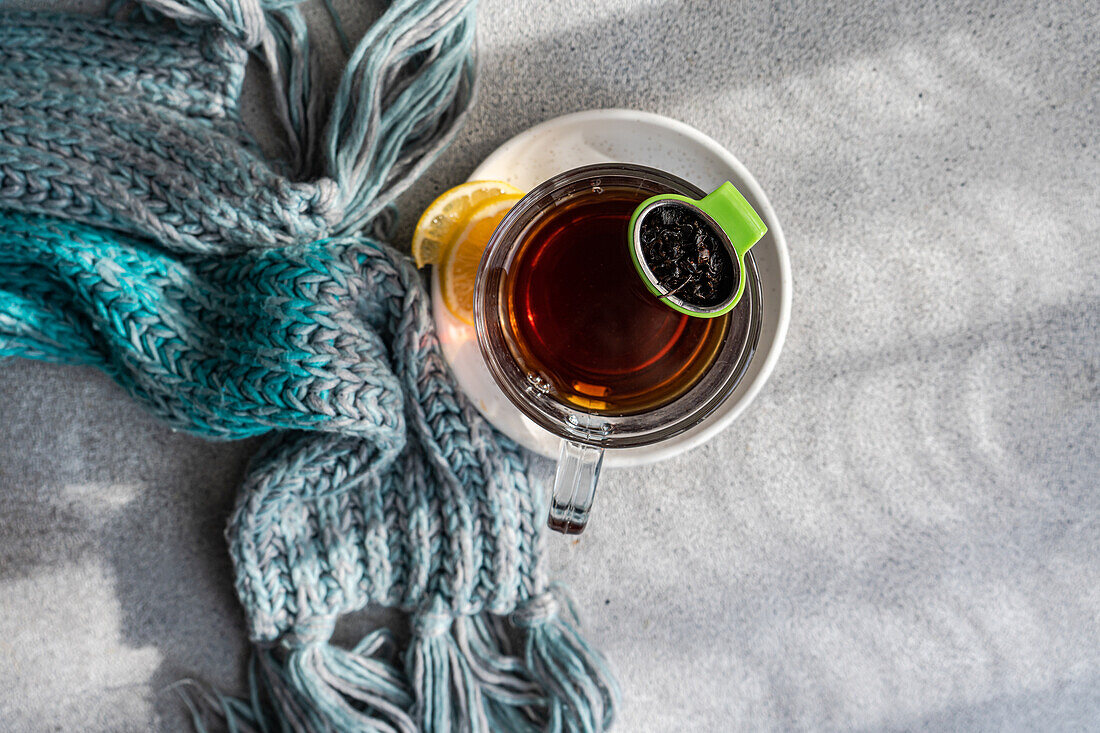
[[412, 180, 524, 268], [440, 194, 522, 325]]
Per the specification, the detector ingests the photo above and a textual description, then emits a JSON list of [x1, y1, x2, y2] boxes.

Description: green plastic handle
[[627, 181, 767, 318], [696, 182, 767, 258]]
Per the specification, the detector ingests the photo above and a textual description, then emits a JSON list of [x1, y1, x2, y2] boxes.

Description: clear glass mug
[[474, 164, 761, 533]]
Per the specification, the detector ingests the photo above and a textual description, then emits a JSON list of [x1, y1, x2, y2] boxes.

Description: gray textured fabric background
[[1, 0, 1098, 730]]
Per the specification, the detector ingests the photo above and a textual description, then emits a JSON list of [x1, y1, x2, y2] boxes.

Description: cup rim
[[473, 163, 762, 449]]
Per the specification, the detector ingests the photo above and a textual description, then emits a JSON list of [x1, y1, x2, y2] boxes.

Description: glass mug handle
[[548, 439, 605, 534]]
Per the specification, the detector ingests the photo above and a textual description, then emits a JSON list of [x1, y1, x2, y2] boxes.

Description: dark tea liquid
[[503, 188, 731, 415]]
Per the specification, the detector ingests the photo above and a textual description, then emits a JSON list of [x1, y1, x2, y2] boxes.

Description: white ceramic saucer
[[431, 109, 791, 467]]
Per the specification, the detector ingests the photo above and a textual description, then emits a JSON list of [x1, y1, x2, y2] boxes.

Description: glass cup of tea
[[474, 164, 761, 534]]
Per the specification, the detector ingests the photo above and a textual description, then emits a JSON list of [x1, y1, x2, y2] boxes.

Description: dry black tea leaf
[[639, 206, 735, 308]]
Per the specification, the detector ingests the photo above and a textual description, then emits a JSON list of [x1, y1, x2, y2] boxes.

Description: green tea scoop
[[627, 181, 767, 317]]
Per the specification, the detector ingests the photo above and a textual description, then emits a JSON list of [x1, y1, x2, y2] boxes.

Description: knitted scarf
[[0, 2, 619, 730]]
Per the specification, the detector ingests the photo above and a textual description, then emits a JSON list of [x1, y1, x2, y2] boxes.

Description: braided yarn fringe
[[230, 593, 619, 733], [178, 603, 617, 733], [0, 1, 619, 730]]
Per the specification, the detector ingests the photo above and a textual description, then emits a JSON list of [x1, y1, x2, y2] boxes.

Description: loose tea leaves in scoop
[[639, 206, 736, 308]]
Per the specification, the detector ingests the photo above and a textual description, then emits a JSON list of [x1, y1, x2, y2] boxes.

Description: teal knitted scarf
[[0, 1, 619, 730]]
